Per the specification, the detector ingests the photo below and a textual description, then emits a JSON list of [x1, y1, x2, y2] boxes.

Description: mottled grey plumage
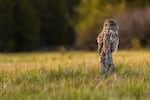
[[97, 19, 119, 75]]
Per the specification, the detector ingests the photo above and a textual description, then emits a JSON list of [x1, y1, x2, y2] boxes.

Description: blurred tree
[[31, 0, 76, 50], [12, 0, 40, 51], [75, 0, 126, 49], [131, 37, 141, 49], [0, 0, 77, 52], [118, 7, 150, 49], [125, 0, 150, 7], [0, 0, 40, 52], [75, 0, 150, 50], [0, 0, 14, 51], [0, 0, 150, 52]]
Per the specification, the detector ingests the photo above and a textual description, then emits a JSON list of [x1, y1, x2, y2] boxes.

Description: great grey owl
[[97, 19, 119, 75]]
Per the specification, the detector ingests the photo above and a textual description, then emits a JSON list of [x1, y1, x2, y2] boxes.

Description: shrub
[[118, 7, 150, 49]]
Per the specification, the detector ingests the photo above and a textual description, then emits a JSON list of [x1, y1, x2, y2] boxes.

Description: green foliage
[[33, 0, 74, 46], [0, 0, 40, 52], [0, 0, 15, 51], [0, 0, 77, 52], [131, 37, 141, 49], [0, 0, 150, 52], [13, 0, 40, 51], [75, 0, 126, 49], [118, 7, 150, 49], [75, 0, 150, 49]]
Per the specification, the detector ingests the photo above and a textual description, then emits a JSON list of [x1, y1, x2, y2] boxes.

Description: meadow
[[0, 50, 150, 100]]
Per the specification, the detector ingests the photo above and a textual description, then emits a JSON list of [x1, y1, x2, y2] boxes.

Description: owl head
[[103, 19, 119, 31]]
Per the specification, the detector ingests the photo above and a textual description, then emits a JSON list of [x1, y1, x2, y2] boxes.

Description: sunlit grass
[[0, 50, 150, 100]]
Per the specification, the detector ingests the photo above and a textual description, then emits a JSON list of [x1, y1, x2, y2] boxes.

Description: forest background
[[0, 0, 150, 52]]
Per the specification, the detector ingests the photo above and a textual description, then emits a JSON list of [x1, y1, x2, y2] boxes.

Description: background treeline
[[0, 0, 150, 52]]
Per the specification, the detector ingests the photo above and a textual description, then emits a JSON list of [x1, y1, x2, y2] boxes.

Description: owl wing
[[97, 32, 104, 53], [111, 33, 119, 53]]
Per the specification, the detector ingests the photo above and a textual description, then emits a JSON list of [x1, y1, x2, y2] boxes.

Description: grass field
[[0, 50, 150, 100]]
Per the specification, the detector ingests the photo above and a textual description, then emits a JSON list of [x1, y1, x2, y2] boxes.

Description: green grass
[[0, 50, 150, 100]]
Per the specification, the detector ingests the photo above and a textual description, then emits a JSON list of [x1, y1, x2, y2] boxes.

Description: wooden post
[[100, 51, 116, 75]]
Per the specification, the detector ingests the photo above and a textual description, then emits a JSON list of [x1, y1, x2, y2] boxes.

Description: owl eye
[[110, 23, 114, 26]]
